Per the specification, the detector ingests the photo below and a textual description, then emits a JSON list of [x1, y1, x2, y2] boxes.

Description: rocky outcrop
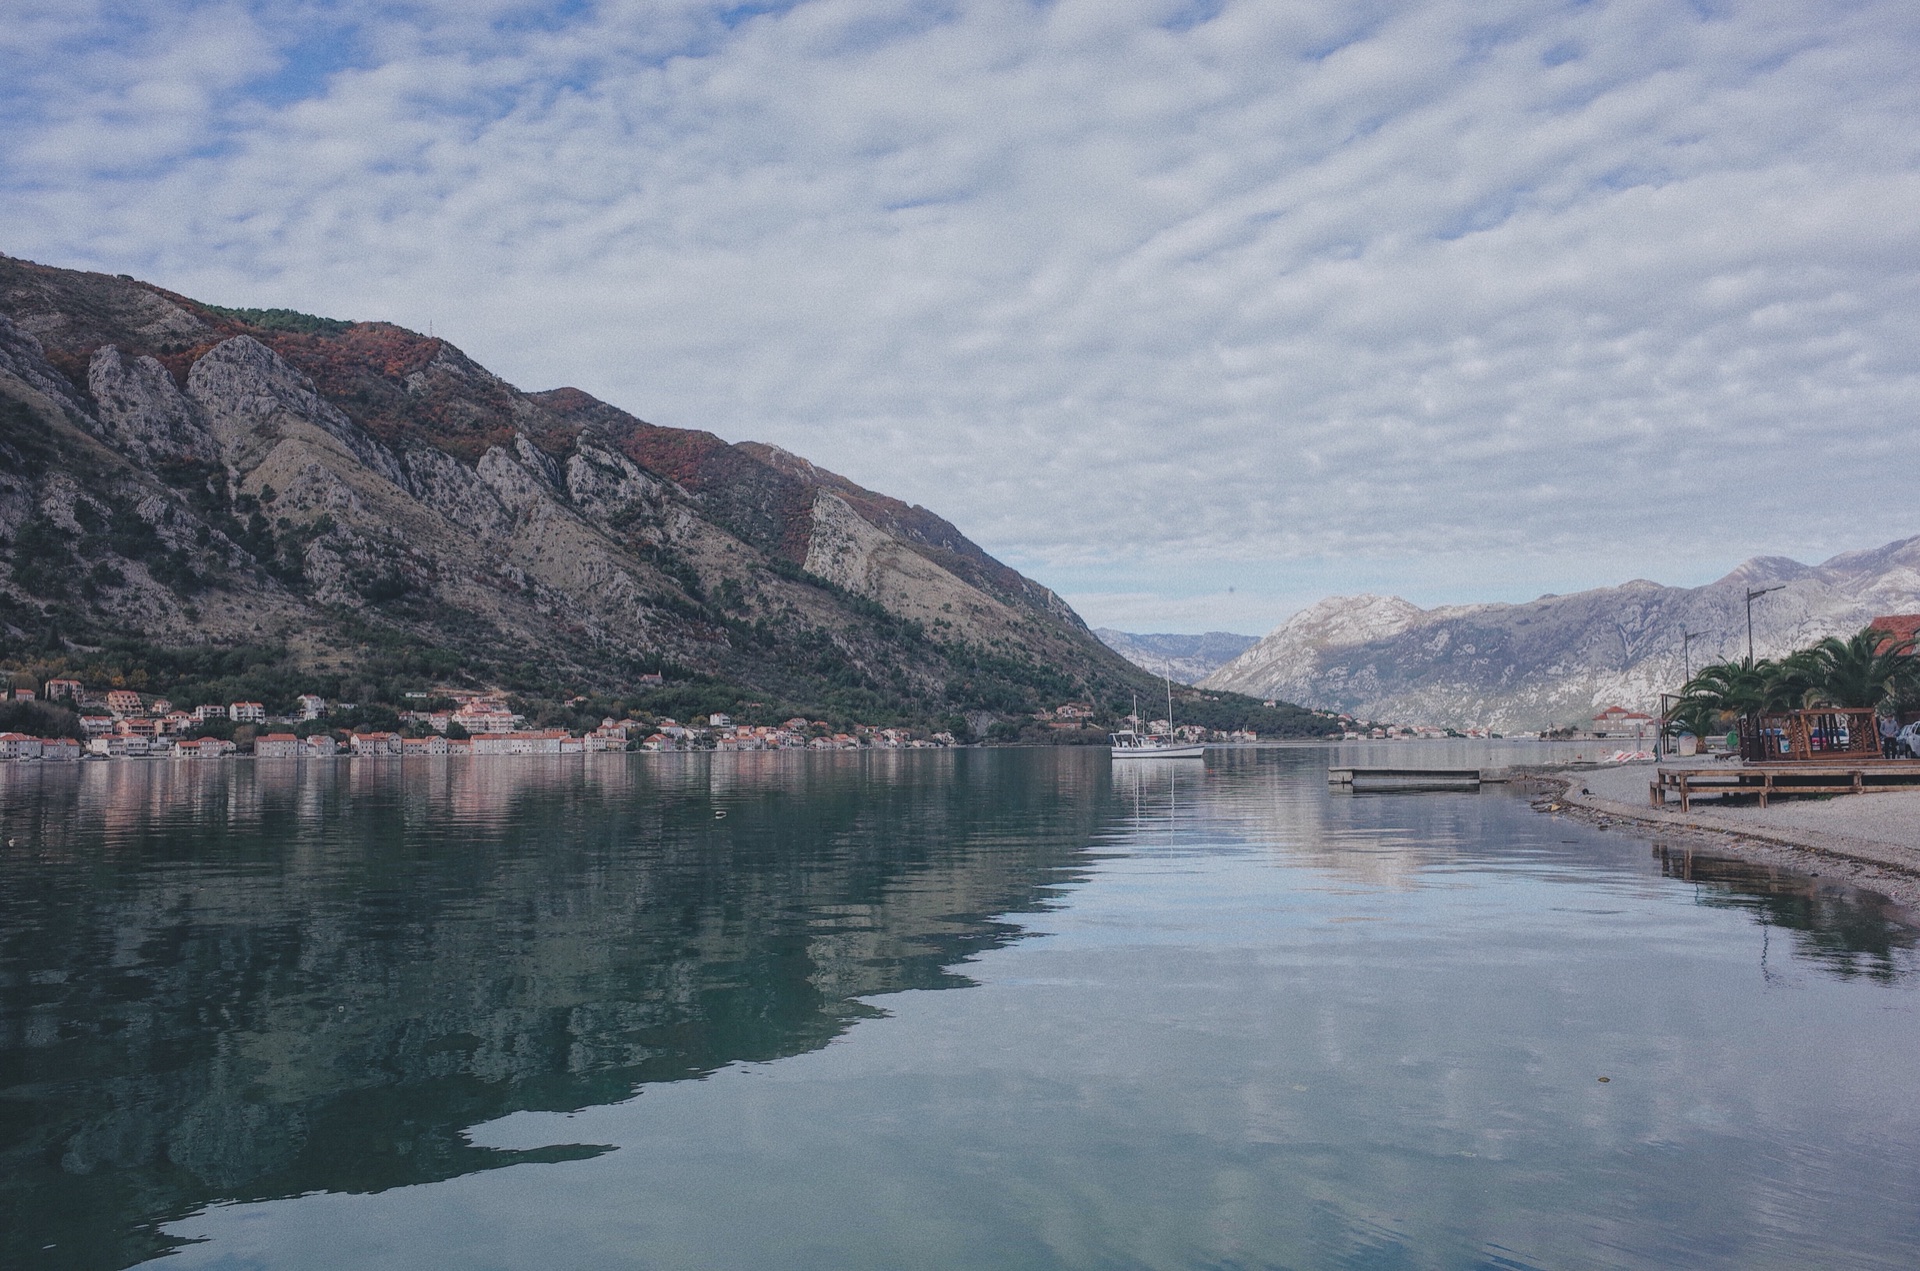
[[88, 344, 217, 464], [186, 335, 406, 486], [1200, 596, 1425, 697]]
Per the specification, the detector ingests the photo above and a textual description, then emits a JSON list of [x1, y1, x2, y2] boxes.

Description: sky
[[3, 0, 1918, 635]]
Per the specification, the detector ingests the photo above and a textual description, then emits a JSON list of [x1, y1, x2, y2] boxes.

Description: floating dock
[[1328, 767, 1483, 792]]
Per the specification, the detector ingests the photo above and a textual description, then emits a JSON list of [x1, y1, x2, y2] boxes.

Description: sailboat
[[1110, 678, 1205, 759]]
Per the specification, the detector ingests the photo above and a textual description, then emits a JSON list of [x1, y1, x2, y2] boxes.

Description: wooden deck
[[1652, 762, 1920, 811]]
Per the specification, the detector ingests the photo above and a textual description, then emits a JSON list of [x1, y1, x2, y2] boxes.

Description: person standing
[[1879, 713, 1899, 758]]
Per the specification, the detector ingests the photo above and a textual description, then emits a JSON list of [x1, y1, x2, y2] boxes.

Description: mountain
[[1093, 629, 1257, 685], [0, 253, 1318, 734], [1201, 540, 1920, 731]]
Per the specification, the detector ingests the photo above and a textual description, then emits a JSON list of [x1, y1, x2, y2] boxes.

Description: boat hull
[[1111, 745, 1205, 759]]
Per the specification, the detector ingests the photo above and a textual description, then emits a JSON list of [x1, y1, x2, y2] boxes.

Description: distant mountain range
[[0, 253, 1320, 733], [1093, 629, 1257, 685], [1200, 537, 1920, 731]]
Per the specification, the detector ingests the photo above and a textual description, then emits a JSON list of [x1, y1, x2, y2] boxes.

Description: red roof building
[[1869, 614, 1920, 653]]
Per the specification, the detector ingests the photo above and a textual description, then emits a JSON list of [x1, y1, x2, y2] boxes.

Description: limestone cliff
[[0, 252, 1187, 723], [1203, 550, 1920, 731]]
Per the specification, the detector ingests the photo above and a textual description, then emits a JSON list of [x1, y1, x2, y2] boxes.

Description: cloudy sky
[[4, 0, 1918, 634]]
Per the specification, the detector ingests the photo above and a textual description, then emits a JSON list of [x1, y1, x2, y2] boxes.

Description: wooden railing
[[1737, 708, 1881, 764]]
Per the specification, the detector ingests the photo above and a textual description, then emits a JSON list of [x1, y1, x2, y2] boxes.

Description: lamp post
[[1680, 629, 1708, 683], [1745, 586, 1784, 665]]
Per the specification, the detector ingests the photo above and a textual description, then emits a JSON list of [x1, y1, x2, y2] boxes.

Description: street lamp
[[1745, 586, 1784, 665], [1681, 629, 1707, 682]]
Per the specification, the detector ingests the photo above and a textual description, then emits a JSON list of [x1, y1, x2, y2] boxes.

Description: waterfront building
[[305, 735, 339, 757], [255, 734, 303, 759], [0, 733, 44, 761], [1591, 705, 1655, 738], [350, 732, 404, 756], [40, 738, 80, 762]]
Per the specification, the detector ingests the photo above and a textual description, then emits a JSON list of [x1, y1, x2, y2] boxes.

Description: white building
[[296, 694, 328, 720], [305, 734, 339, 757], [452, 709, 523, 734], [1591, 705, 1655, 738], [0, 733, 44, 761], [350, 732, 404, 756], [255, 733, 303, 758], [230, 701, 267, 723], [41, 738, 80, 762], [194, 704, 228, 721]]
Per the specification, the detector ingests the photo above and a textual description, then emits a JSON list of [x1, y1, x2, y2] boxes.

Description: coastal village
[[0, 679, 971, 761], [0, 678, 1290, 762], [0, 672, 1675, 766]]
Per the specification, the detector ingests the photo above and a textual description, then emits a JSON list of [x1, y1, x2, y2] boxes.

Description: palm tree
[[1683, 658, 1775, 716], [1803, 626, 1919, 709], [1665, 693, 1723, 741], [1767, 647, 1827, 710]]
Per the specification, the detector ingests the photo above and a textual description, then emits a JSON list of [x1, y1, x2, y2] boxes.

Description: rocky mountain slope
[[1202, 540, 1920, 731], [1093, 629, 1257, 685], [0, 253, 1313, 732]]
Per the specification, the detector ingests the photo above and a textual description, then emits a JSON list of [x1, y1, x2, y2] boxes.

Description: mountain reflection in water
[[2, 747, 1915, 1271], [0, 752, 1101, 1269]]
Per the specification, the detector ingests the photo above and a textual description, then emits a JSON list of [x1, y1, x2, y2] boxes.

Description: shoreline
[[1523, 764, 1920, 918]]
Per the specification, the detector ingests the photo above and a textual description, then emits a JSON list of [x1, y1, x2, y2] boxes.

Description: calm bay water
[[2, 747, 1917, 1270]]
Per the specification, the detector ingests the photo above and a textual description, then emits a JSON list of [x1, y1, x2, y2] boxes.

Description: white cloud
[[4, 0, 1919, 632]]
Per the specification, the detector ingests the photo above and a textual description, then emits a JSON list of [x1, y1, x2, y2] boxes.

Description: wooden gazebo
[[1737, 708, 1881, 764]]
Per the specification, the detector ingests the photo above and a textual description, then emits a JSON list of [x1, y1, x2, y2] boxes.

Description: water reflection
[[1653, 843, 1917, 981], [3, 748, 1915, 1271], [0, 752, 1104, 1269]]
